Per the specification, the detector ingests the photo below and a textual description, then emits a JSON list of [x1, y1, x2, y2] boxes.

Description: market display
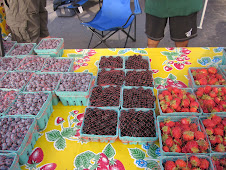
[[120, 109, 156, 137], [0, 117, 33, 151], [158, 87, 200, 114], [0, 155, 15, 169], [99, 56, 123, 69], [122, 87, 155, 108], [158, 117, 209, 154], [3, 41, 16, 54], [190, 67, 226, 85], [89, 86, 121, 107], [36, 39, 61, 49], [97, 69, 125, 86], [8, 44, 35, 56], [195, 86, 226, 113], [125, 70, 154, 87], [25, 73, 61, 91], [0, 57, 23, 71], [0, 90, 17, 113], [41, 57, 73, 72], [82, 108, 118, 135], [125, 54, 149, 69], [201, 115, 226, 152], [6, 93, 49, 116], [57, 73, 92, 92], [162, 156, 211, 170], [17, 56, 47, 72], [0, 72, 33, 90]]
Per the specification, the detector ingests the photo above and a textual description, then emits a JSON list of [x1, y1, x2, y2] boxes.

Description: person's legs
[[145, 13, 167, 48], [169, 12, 198, 47]]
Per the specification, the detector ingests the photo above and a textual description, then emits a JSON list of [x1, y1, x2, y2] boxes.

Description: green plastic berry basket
[[157, 116, 211, 156], [124, 69, 154, 87], [55, 72, 93, 106], [23, 72, 62, 105], [222, 48, 226, 65], [219, 65, 226, 77], [41, 57, 74, 72], [125, 55, 151, 70], [34, 38, 64, 57], [15, 55, 50, 72], [4, 92, 53, 131], [0, 153, 21, 170], [157, 88, 202, 116], [0, 71, 7, 81], [119, 108, 158, 145], [5, 43, 37, 57], [95, 68, 125, 86], [87, 85, 122, 109], [3, 41, 17, 56], [160, 155, 214, 170], [0, 57, 25, 71], [0, 116, 39, 165], [0, 89, 19, 116], [121, 86, 156, 109], [80, 107, 119, 143], [199, 115, 226, 153], [210, 153, 226, 170], [193, 86, 226, 115], [0, 71, 34, 91], [98, 56, 125, 70], [188, 67, 226, 88]]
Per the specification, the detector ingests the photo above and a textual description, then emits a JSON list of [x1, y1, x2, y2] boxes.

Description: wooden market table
[[21, 47, 225, 170]]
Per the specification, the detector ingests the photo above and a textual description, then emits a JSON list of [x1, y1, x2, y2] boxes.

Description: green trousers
[[4, 0, 49, 43]]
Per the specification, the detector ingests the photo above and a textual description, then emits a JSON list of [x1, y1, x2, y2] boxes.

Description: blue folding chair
[[78, 0, 142, 48]]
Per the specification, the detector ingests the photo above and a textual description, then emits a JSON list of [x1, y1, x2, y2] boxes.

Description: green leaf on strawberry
[[74, 151, 96, 169], [103, 144, 116, 159], [54, 136, 66, 150], [129, 148, 145, 160], [154, 77, 164, 86], [146, 160, 160, 170], [168, 74, 177, 81]]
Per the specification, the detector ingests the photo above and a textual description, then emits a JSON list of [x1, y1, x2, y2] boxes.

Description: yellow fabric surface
[[0, 6, 10, 39], [21, 47, 224, 170]]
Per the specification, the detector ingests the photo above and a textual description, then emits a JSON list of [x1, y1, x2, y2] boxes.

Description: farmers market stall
[[0, 45, 225, 170]]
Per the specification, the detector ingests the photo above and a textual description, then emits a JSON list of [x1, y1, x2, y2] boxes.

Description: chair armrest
[[122, 13, 135, 28]]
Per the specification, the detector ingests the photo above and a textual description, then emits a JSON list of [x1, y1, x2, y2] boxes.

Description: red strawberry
[[214, 127, 224, 136], [165, 119, 175, 127], [216, 124, 224, 130], [170, 144, 181, 153], [205, 128, 214, 135], [165, 94, 173, 102], [222, 118, 226, 126], [181, 108, 189, 112], [170, 100, 179, 110], [219, 158, 226, 166], [165, 137, 174, 147], [209, 78, 218, 85], [215, 144, 225, 152], [190, 101, 199, 109], [200, 68, 208, 74], [175, 159, 186, 168], [163, 145, 170, 152], [209, 135, 217, 145], [109, 160, 125, 170], [98, 153, 109, 167], [158, 93, 165, 100], [190, 107, 198, 112], [208, 67, 217, 74], [171, 127, 181, 139], [56, 117, 64, 125], [194, 131, 205, 140], [162, 134, 169, 142], [190, 156, 200, 167], [216, 135, 223, 144], [197, 139, 209, 151], [223, 137, 226, 146], [190, 123, 198, 132], [175, 106, 182, 112], [172, 87, 180, 94], [196, 89, 203, 98], [209, 91, 217, 98], [199, 159, 209, 169], [187, 93, 196, 102], [211, 114, 222, 124], [202, 119, 216, 128], [183, 131, 194, 141], [166, 107, 174, 113], [162, 90, 171, 96], [162, 126, 171, 134], [181, 118, 191, 125], [180, 124, 191, 132], [197, 78, 208, 85], [164, 161, 176, 170], [212, 107, 220, 112], [221, 87, 226, 94], [185, 140, 199, 153], [174, 138, 182, 146], [160, 122, 165, 129], [212, 87, 219, 93], [181, 99, 190, 108], [204, 85, 212, 94]]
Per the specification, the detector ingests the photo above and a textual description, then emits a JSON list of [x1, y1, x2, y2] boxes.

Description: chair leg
[[88, 31, 94, 49], [134, 16, 136, 41]]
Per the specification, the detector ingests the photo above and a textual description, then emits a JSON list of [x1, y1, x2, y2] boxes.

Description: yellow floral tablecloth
[[0, 6, 10, 39], [21, 47, 225, 170]]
